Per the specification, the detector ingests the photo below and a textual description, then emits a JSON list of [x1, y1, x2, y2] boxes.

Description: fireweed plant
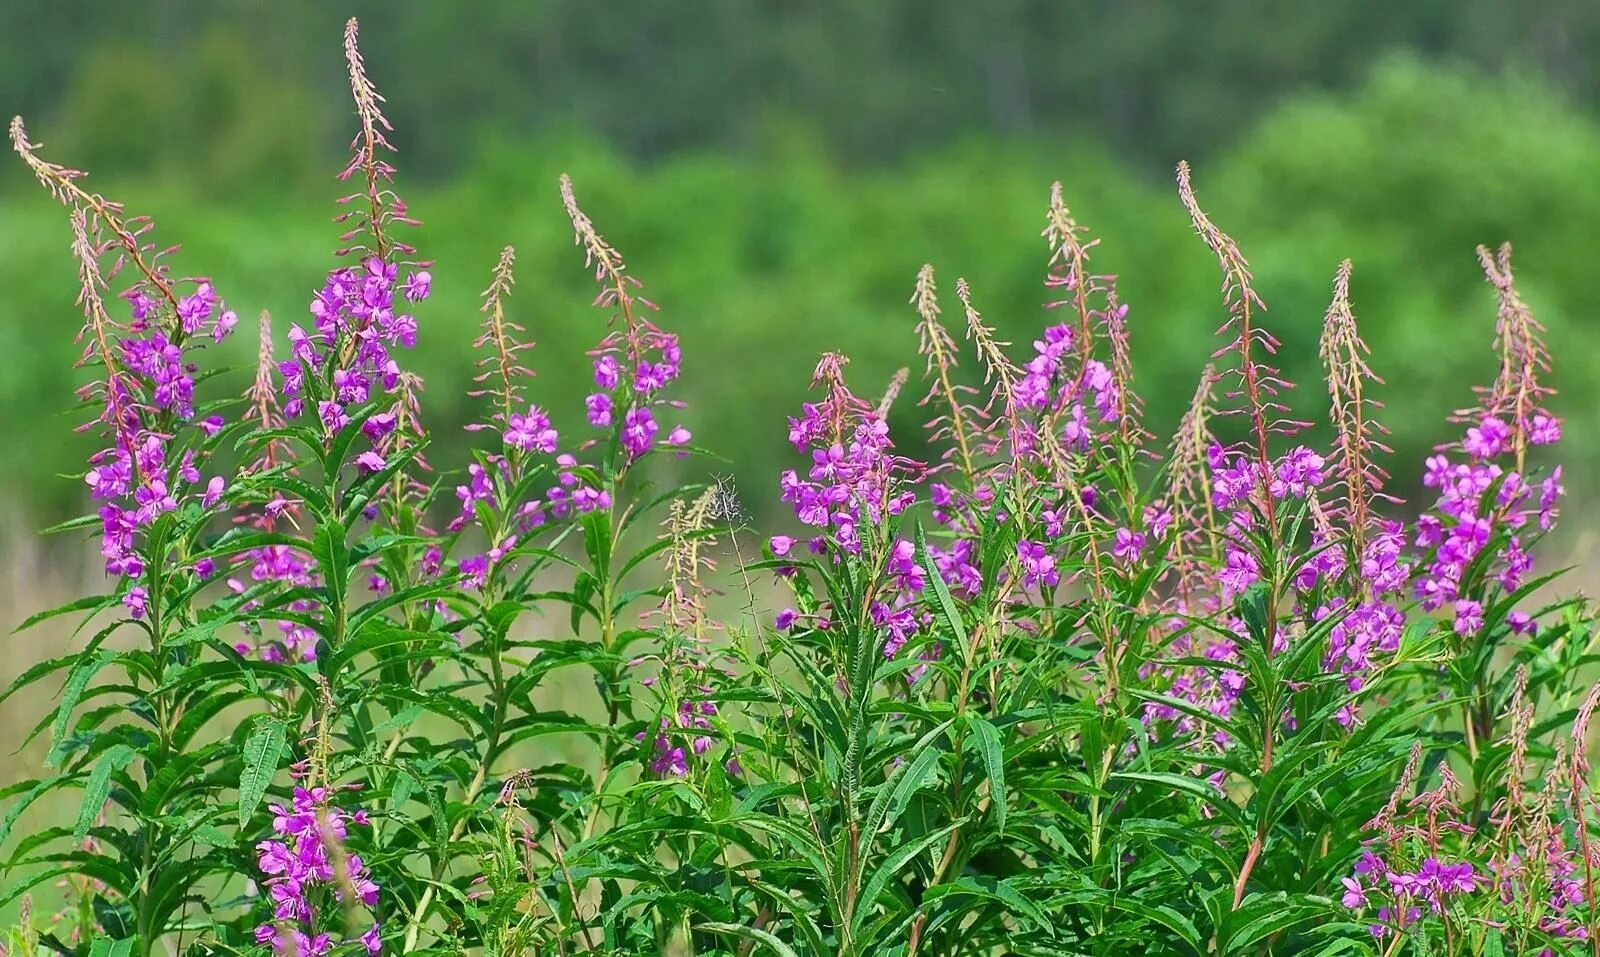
[[2, 22, 1598, 957]]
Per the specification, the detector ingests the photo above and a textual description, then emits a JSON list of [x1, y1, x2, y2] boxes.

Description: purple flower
[[1017, 541, 1060, 590], [1219, 544, 1260, 600], [202, 476, 227, 509], [649, 733, 688, 777], [213, 308, 239, 342], [1453, 599, 1484, 637], [460, 554, 490, 589], [1113, 528, 1147, 563], [252, 786, 379, 956], [362, 411, 398, 441], [402, 270, 431, 302], [353, 451, 387, 475], [319, 400, 350, 432], [770, 535, 796, 557], [635, 360, 669, 394], [506, 405, 559, 454], [775, 608, 798, 630], [1529, 412, 1561, 445], [585, 392, 613, 427], [123, 586, 148, 619], [1464, 416, 1511, 459], [621, 406, 658, 458], [1272, 446, 1325, 499], [1341, 876, 1367, 910]]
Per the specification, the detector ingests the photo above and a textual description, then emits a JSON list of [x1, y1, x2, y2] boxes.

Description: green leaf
[[327, 623, 454, 676], [91, 894, 134, 939], [862, 719, 951, 842], [0, 654, 82, 707], [0, 777, 71, 852], [1111, 770, 1249, 832], [1104, 898, 1204, 953], [966, 714, 1007, 835], [1220, 893, 1331, 953], [924, 875, 1053, 933], [916, 523, 968, 648], [47, 649, 115, 767], [87, 935, 136, 957], [852, 821, 962, 937], [311, 518, 350, 631], [75, 744, 135, 839], [13, 594, 116, 633], [694, 922, 800, 957], [239, 717, 287, 825]]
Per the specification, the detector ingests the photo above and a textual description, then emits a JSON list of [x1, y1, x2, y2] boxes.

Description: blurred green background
[[4, 0, 1600, 542]]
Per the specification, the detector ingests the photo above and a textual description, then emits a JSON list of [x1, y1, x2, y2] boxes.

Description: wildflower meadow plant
[[3, 20, 1599, 957]]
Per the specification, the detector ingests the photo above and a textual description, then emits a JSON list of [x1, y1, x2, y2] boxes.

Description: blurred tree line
[[6, 0, 1600, 180], [2, 3, 1598, 535]]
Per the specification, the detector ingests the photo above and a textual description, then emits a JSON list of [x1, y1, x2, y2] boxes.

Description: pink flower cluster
[[782, 410, 919, 556], [1411, 414, 1562, 625], [253, 786, 380, 956], [641, 697, 721, 778], [1342, 850, 1480, 937], [585, 325, 690, 459], [84, 281, 235, 609], [279, 256, 429, 471]]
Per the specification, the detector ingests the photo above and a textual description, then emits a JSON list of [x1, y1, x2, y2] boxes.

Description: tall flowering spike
[[246, 310, 293, 472], [1167, 366, 1221, 581], [806, 352, 873, 445], [659, 488, 719, 633], [336, 18, 416, 262], [386, 371, 431, 477], [13, 115, 179, 315], [958, 279, 1027, 462], [561, 173, 651, 338], [912, 264, 980, 478], [470, 246, 536, 432], [1176, 161, 1301, 508], [1042, 182, 1098, 366], [1461, 242, 1556, 470], [69, 208, 135, 441], [559, 172, 697, 473], [1041, 184, 1147, 452], [1102, 289, 1153, 450], [1493, 665, 1533, 821], [1318, 259, 1394, 553], [11, 115, 87, 203], [289, 28, 429, 442], [19, 116, 235, 583], [875, 366, 909, 419], [1571, 681, 1600, 780], [1367, 740, 1425, 839]]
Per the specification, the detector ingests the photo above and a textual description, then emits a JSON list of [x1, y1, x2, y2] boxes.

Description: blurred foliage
[[7, 1, 1600, 175], [1, 56, 1596, 528]]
